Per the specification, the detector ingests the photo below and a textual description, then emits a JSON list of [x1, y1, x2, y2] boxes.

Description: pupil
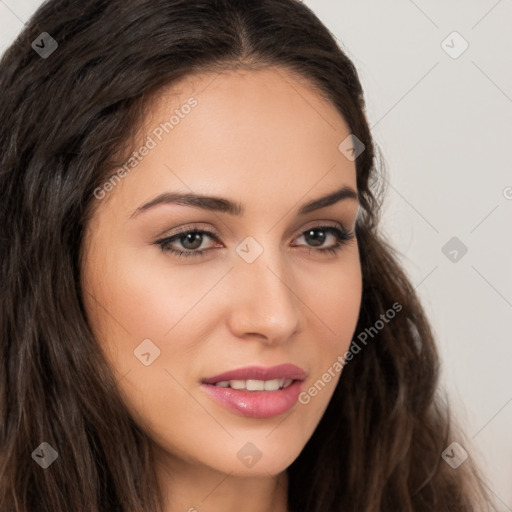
[[306, 229, 325, 247], [183, 233, 202, 250]]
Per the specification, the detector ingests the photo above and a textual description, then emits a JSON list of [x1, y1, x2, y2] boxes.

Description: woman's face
[[81, 67, 362, 477]]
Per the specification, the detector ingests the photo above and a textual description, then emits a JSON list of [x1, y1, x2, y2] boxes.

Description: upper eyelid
[[162, 220, 348, 240], [158, 221, 350, 249]]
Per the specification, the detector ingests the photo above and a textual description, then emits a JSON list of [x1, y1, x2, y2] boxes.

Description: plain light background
[[1, 0, 511, 509]]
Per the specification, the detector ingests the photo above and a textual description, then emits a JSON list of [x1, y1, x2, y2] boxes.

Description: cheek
[[81, 245, 210, 445], [82, 242, 225, 412], [88, 244, 208, 342], [296, 249, 362, 411], [302, 247, 362, 349]]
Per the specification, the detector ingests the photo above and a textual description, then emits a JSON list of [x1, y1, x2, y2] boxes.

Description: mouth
[[200, 364, 307, 418], [208, 377, 295, 391], [201, 363, 307, 386]]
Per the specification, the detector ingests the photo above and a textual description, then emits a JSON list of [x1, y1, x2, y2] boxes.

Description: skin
[[81, 66, 362, 512]]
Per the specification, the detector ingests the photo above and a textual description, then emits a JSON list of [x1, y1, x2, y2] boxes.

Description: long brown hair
[[0, 0, 494, 510]]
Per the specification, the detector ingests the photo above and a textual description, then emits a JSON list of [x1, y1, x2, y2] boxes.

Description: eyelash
[[154, 224, 355, 259]]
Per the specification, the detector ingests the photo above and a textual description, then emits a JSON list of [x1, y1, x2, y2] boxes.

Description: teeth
[[230, 380, 246, 390], [264, 379, 280, 391], [247, 379, 265, 391], [212, 378, 294, 391]]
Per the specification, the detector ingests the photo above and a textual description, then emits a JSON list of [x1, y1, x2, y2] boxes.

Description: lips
[[200, 364, 307, 418], [201, 364, 307, 384]]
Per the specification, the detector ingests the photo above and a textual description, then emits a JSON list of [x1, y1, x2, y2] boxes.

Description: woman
[[0, 0, 495, 511]]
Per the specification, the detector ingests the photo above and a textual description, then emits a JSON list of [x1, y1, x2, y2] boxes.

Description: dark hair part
[[0, 0, 494, 511]]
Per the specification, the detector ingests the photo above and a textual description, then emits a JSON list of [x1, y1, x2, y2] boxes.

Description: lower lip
[[200, 380, 303, 418]]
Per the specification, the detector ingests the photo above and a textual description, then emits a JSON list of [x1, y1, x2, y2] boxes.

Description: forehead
[[146, 66, 351, 150], [97, 67, 357, 217]]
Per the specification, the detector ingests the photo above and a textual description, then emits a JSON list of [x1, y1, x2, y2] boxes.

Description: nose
[[226, 248, 302, 345]]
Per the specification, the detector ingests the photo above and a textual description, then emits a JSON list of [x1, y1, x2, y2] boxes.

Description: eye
[[155, 228, 220, 257], [292, 225, 355, 256], [155, 227, 220, 258], [154, 223, 355, 259]]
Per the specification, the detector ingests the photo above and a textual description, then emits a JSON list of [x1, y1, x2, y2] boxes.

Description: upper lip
[[201, 364, 307, 384]]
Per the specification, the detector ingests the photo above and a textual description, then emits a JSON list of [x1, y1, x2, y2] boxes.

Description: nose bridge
[[228, 242, 301, 341]]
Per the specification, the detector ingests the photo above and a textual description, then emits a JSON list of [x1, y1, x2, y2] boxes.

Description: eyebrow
[[130, 185, 358, 219]]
